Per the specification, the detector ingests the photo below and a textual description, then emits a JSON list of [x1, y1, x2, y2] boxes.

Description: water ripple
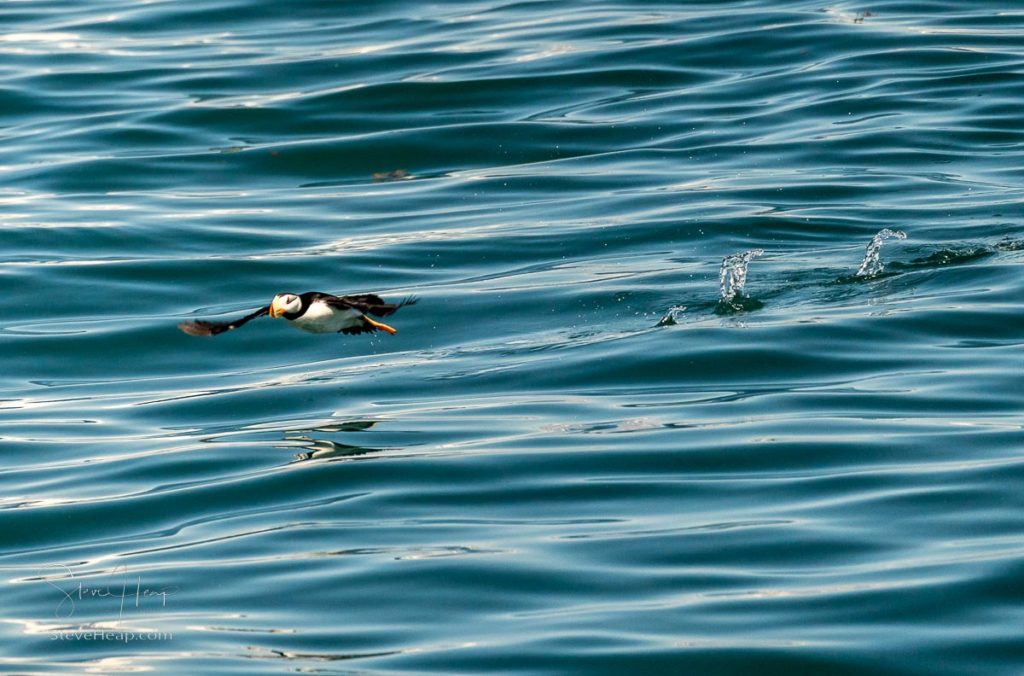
[[2, 0, 1023, 673]]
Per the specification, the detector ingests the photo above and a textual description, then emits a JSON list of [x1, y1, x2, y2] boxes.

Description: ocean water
[[2, 1, 1023, 673]]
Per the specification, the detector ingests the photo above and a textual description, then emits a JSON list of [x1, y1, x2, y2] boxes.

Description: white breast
[[288, 301, 363, 333]]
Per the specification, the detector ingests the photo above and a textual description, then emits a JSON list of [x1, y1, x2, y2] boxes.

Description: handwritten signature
[[40, 564, 177, 619]]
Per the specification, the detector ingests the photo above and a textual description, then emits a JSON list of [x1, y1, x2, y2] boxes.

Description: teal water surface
[[2, 1, 1024, 673]]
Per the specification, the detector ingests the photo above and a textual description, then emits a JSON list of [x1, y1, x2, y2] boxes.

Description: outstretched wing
[[178, 306, 270, 337], [322, 294, 418, 318]]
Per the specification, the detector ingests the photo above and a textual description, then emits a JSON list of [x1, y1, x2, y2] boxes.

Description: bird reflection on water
[[279, 420, 389, 463]]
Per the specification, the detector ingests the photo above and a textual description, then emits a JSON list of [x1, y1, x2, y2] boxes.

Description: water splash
[[657, 305, 686, 326], [719, 249, 763, 303], [856, 228, 906, 277]]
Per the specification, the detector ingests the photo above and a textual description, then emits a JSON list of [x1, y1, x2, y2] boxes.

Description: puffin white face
[[269, 293, 301, 318]]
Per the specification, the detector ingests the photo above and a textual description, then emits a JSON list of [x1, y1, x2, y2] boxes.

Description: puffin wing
[[322, 294, 418, 317], [179, 305, 270, 337]]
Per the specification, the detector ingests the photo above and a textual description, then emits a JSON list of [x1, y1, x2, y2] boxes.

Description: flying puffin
[[179, 292, 416, 337]]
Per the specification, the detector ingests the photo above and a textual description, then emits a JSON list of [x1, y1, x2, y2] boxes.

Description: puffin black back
[[323, 294, 418, 318]]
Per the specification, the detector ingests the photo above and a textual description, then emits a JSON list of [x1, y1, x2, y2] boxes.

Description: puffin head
[[269, 293, 301, 318]]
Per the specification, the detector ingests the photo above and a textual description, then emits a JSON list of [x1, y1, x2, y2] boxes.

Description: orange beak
[[268, 301, 282, 318]]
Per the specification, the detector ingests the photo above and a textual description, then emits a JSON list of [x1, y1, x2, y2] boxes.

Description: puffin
[[179, 292, 416, 337]]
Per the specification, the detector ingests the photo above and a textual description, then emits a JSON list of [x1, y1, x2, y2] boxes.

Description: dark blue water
[[2, 1, 1023, 673]]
